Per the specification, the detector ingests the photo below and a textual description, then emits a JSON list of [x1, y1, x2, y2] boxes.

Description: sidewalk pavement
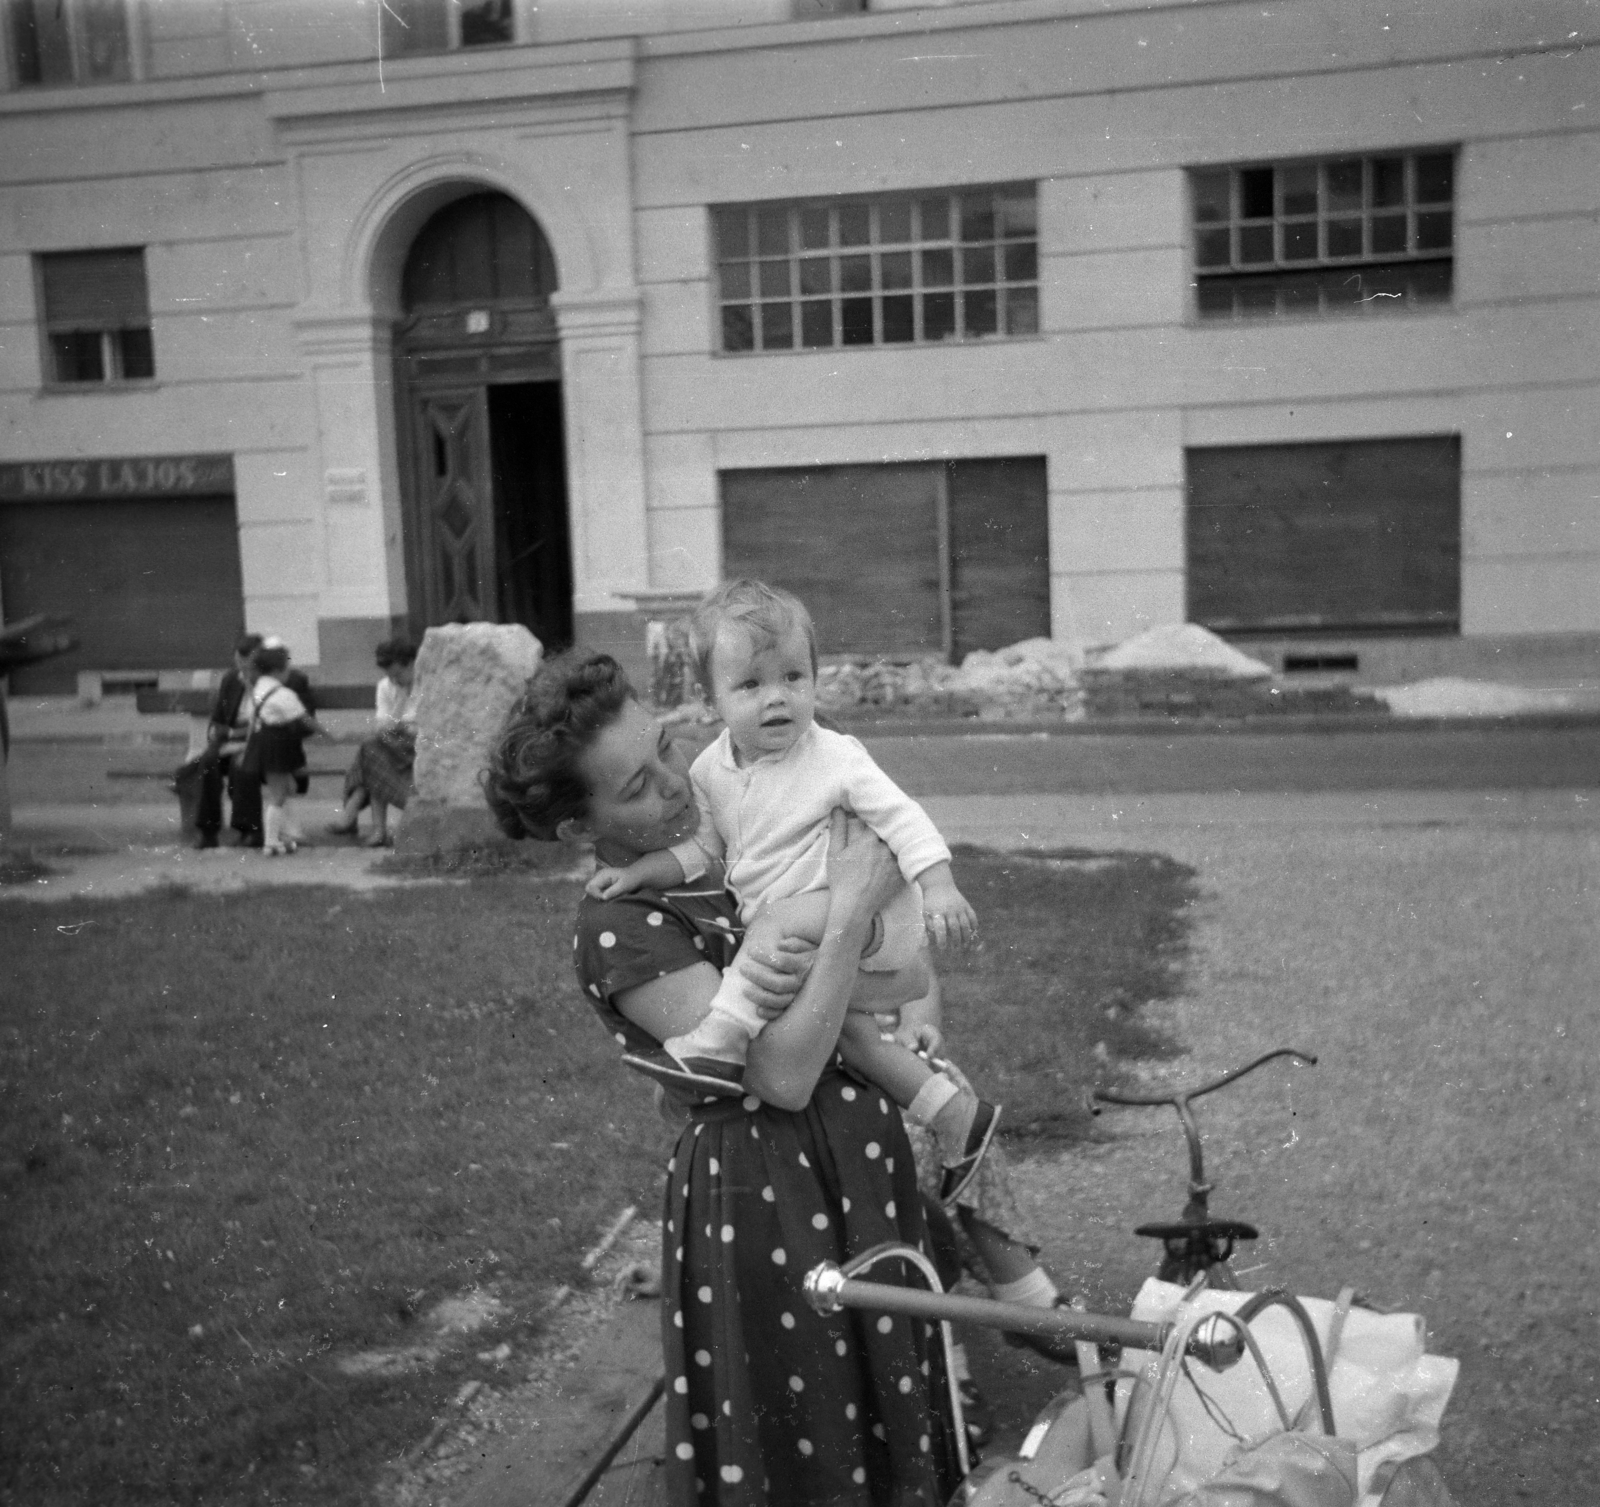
[[8, 787, 1594, 904]]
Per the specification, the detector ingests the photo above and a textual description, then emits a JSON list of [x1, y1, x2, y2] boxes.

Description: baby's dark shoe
[[939, 1100, 1002, 1206]]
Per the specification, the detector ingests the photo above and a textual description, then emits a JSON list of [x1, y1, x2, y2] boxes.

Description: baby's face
[[709, 621, 816, 760]]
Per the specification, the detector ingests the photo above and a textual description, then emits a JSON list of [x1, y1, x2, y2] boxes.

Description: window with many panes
[[7, 0, 134, 85], [1191, 150, 1455, 320], [380, 0, 514, 56], [37, 249, 155, 385], [713, 186, 1039, 354]]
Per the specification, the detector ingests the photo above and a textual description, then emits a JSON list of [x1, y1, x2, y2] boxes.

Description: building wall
[[628, 0, 1600, 647], [1, 0, 1596, 679], [0, 81, 322, 657]]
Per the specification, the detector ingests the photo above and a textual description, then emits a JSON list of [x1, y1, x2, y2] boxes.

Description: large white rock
[[1092, 623, 1272, 679], [411, 623, 543, 806]]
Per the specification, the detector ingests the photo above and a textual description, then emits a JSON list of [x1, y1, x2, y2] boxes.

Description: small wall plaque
[[326, 468, 367, 506]]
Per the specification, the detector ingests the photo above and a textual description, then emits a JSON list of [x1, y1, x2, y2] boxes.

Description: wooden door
[[406, 388, 496, 625]]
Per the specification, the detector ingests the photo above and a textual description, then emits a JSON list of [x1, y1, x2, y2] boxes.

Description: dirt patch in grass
[[0, 847, 1196, 1505]]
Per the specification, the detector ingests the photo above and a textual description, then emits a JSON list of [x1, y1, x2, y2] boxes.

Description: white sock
[[948, 1341, 971, 1383], [263, 805, 282, 849], [993, 1267, 1059, 1308], [664, 1008, 756, 1067], [906, 1073, 960, 1127]]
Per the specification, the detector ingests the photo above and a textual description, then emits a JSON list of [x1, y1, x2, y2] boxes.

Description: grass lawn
[[1, 846, 1195, 1506]]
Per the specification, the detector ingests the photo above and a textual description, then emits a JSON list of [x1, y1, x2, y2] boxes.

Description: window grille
[[713, 186, 1039, 354], [38, 249, 154, 385], [1191, 151, 1455, 319]]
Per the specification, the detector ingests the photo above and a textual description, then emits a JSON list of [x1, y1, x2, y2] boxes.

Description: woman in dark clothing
[[484, 651, 961, 1507], [330, 637, 418, 847]]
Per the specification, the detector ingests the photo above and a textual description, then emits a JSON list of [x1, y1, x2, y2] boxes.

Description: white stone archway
[[267, 53, 648, 675]]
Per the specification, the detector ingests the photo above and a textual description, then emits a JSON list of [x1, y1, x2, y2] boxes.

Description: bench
[[135, 685, 376, 715]]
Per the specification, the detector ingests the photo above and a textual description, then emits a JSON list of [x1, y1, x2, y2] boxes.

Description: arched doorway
[[394, 191, 574, 649]]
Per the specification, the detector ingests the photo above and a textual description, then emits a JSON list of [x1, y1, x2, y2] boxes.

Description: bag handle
[[1118, 1291, 1337, 1507]]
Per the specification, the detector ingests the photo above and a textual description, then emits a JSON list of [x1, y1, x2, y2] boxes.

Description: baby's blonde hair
[[690, 579, 817, 693]]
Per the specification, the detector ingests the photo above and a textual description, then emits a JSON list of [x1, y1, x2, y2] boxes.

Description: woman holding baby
[[484, 584, 1061, 1507]]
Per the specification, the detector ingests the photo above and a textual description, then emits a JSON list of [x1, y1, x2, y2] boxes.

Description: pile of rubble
[[652, 621, 1392, 724], [816, 637, 1085, 721]]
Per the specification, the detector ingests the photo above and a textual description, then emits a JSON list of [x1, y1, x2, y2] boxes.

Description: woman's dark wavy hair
[[482, 649, 636, 841]]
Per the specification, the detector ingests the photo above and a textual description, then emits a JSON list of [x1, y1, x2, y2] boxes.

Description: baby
[[588, 578, 1000, 1200]]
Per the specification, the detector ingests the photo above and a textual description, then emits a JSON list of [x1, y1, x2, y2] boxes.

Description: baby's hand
[[921, 880, 978, 951], [893, 1020, 945, 1060], [586, 865, 643, 900]]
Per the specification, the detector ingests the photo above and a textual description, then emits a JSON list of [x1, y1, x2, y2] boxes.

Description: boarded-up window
[[1186, 436, 1460, 634], [0, 496, 245, 693], [721, 458, 1049, 660]]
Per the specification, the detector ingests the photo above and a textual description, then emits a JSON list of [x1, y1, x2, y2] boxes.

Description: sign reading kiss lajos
[[0, 453, 235, 502]]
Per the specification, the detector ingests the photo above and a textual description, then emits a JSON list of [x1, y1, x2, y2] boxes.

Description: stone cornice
[[550, 288, 643, 341], [291, 310, 395, 358]]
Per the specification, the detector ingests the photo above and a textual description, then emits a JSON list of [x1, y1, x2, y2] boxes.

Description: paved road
[[867, 719, 1600, 796], [8, 718, 1599, 811]]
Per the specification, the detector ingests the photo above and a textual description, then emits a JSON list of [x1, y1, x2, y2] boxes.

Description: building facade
[[2, 0, 1596, 692]]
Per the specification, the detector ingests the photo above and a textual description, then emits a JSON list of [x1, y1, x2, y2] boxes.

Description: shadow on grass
[[942, 844, 1197, 1142], [0, 844, 1195, 1505], [0, 847, 58, 886]]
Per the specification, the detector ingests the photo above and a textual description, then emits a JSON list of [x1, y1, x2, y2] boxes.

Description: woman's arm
[[611, 934, 812, 1043], [742, 812, 905, 1110]]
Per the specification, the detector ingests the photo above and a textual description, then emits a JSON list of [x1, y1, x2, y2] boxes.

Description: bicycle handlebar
[[1093, 1047, 1317, 1109]]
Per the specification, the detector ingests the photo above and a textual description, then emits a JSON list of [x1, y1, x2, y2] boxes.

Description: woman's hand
[[735, 910, 814, 1017], [824, 809, 903, 929]]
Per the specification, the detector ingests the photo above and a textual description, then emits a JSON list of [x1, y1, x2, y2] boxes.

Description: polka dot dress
[[660, 1073, 959, 1507], [574, 888, 961, 1507]]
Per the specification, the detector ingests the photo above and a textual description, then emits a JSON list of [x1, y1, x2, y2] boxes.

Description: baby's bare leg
[[836, 1013, 938, 1104], [755, 892, 931, 1015]]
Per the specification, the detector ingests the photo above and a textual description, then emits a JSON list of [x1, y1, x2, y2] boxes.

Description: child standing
[[244, 642, 323, 856], [588, 579, 1000, 1202]]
